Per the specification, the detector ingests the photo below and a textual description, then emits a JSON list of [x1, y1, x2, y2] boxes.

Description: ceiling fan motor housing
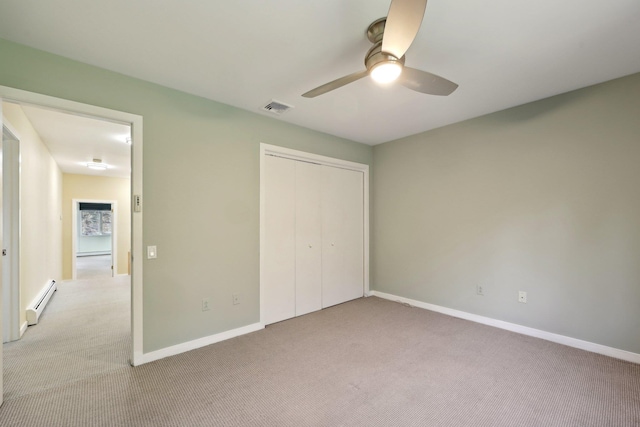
[[365, 42, 405, 72], [365, 18, 405, 73]]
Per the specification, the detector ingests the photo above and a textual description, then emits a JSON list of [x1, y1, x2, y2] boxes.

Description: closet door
[[321, 166, 364, 308], [263, 155, 296, 325], [295, 161, 322, 316]]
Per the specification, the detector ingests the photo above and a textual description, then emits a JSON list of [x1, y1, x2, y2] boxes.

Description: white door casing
[[0, 108, 4, 406], [2, 121, 20, 344]]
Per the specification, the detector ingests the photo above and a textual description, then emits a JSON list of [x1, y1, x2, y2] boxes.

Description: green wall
[[4, 36, 638, 357], [373, 72, 640, 353], [0, 38, 372, 352]]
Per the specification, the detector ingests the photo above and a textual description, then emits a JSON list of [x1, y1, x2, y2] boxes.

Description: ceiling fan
[[302, 0, 458, 98]]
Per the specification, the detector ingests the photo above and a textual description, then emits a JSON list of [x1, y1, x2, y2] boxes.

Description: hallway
[[2, 275, 130, 401], [76, 254, 113, 280]]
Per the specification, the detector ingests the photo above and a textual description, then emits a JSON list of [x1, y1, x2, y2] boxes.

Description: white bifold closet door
[[263, 154, 364, 325], [321, 165, 364, 308], [295, 161, 323, 316], [263, 155, 296, 325]]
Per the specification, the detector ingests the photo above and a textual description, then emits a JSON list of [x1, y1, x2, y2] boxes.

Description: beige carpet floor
[[2, 275, 130, 401], [76, 254, 113, 279], [1, 283, 638, 426]]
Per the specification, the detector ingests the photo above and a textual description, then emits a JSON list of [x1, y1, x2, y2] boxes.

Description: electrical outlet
[[232, 294, 239, 305], [476, 284, 484, 296], [518, 291, 527, 303], [202, 298, 211, 311]]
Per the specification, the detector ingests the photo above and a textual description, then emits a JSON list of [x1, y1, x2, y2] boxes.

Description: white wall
[[2, 102, 63, 328], [372, 73, 640, 354]]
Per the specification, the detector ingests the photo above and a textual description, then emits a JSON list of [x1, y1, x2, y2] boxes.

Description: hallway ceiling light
[[87, 159, 109, 170]]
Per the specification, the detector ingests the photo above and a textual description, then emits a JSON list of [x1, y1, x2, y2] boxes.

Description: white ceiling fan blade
[[381, 0, 428, 59], [398, 67, 458, 96], [302, 70, 369, 98]]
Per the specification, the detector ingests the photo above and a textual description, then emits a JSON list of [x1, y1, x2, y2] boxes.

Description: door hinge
[[2, 249, 6, 256]]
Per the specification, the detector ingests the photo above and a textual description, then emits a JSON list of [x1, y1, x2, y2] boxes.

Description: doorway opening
[[73, 200, 117, 280], [0, 86, 144, 378]]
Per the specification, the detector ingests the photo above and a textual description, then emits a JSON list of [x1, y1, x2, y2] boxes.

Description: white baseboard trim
[[77, 252, 111, 257], [20, 321, 28, 337], [139, 322, 265, 365], [370, 290, 640, 365]]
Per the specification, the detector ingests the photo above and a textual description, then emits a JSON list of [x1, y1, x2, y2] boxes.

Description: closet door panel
[[295, 161, 322, 316], [263, 156, 296, 325], [321, 166, 364, 308]]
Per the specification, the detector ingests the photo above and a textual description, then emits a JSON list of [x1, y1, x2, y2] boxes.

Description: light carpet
[[2, 275, 130, 401], [1, 285, 638, 426], [76, 254, 113, 279]]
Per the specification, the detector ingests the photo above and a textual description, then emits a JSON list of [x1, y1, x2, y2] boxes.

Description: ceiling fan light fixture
[[370, 61, 403, 84], [301, 1, 457, 98]]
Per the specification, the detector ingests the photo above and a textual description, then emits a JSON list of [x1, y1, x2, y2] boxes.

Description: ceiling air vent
[[262, 100, 294, 115]]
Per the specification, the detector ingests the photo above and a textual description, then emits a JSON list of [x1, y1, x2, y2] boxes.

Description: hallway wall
[[2, 102, 63, 328]]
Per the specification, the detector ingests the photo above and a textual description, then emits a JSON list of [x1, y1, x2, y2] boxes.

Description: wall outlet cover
[[518, 291, 527, 303]]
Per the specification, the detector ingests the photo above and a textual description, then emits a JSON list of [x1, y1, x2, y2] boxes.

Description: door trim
[[2, 122, 20, 343], [259, 143, 370, 326], [0, 85, 144, 366]]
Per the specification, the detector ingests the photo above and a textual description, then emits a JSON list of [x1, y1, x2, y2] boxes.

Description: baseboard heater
[[26, 280, 57, 325]]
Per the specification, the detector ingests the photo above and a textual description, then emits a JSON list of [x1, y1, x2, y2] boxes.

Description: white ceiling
[[16, 104, 131, 178], [1, 0, 639, 145]]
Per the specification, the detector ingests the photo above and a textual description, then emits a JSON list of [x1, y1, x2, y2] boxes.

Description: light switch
[[147, 245, 157, 259]]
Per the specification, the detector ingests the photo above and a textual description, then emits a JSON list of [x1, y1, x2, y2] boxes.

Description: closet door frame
[[259, 143, 370, 326]]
